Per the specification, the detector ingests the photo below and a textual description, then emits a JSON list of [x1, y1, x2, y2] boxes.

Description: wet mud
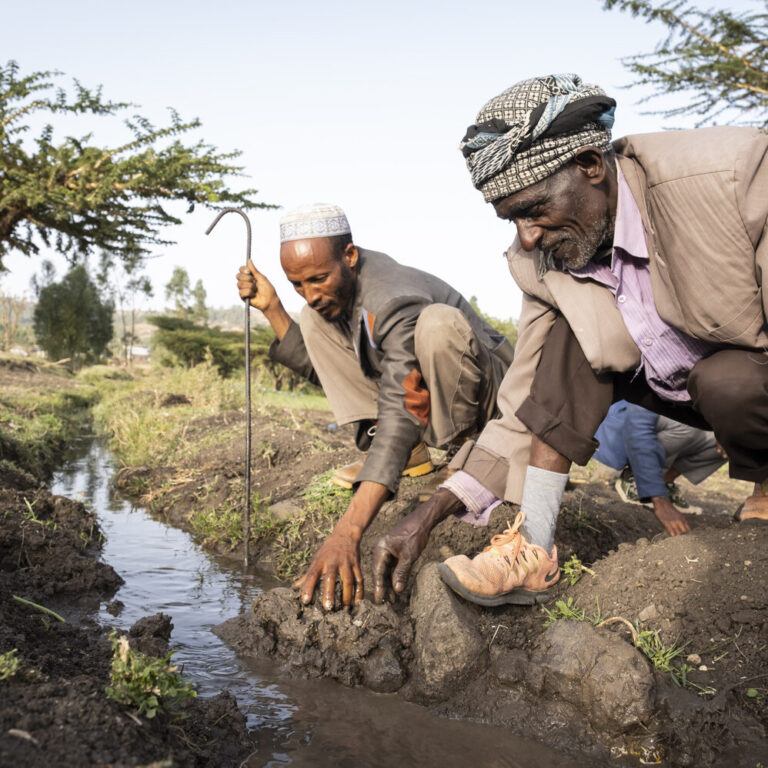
[[0, 452, 255, 766], [99, 394, 767, 766]]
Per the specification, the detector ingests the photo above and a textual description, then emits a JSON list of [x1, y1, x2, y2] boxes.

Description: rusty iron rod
[[205, 208, 253, 568]]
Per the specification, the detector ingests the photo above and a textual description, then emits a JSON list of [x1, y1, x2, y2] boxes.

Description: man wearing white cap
[[236, 203, 514, 610]]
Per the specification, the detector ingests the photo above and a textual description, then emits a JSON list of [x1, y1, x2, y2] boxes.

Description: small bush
[[105, 632, 196, 718]]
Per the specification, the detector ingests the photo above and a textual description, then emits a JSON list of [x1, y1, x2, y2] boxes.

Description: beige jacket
[[453, 126, 768, 503]]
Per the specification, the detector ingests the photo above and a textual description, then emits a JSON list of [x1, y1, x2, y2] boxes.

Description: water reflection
[[51, 440, 583, 768]]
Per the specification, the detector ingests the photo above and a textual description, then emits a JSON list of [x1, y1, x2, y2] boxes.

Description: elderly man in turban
[[236, 203, 513, 610], [372, 73, 768, 608]]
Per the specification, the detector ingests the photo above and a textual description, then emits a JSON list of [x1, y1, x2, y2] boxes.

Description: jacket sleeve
[[623, 404, 667, 500], [354, 296, 430, 495], [267, 319, 320, 386]]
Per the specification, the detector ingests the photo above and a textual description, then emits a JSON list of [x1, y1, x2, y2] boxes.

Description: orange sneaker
[[437, 512, 560, 606], [735, 482, 768, 525]]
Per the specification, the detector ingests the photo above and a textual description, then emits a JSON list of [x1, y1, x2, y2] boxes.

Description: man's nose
[[516, 220, 544, 251], [304, 285, 322, 307]]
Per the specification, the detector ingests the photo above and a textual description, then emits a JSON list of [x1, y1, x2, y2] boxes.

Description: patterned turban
[[460, 74, 616, 203]]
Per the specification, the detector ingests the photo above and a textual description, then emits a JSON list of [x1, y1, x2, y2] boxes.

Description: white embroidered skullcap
[[279, 203, 352, 243]]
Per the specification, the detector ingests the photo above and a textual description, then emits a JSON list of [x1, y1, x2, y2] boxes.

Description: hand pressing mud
[[651, 496, 691, 536], [295, 481, 389, 611], [293, 529, 363, 611], [372, 488, 464, 603]]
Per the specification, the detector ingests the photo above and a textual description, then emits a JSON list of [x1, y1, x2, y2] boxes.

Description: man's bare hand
[[652, 496, 691, 536], [372, 488, 463, 603], [294, 532, 363, 611], [236, 261, 279, 313]]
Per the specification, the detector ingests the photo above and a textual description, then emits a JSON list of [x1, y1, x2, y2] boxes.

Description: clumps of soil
[[105, 392, 766, 766], [210, 418, 765, 767], [160, 392, 191, 407], [0, 480, 255, 766]]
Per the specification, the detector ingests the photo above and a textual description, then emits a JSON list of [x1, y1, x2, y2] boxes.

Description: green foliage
[[542, 597, 587, 626], [0, 60, 274, 270], [0, 649, 22, 681], [105, 632, 196, 718], [12, 595, 65, 623], [604, 0, 768, 127], [164, 266, 208, 325], [560, 554, 596, 586], [190, 502, 245, 550], [148, 313, 315, 391], [96, 250, 153, 364], [92, 360, 245, 466], [0, 289, 29, 351], [634, 627, 692, 687], [33, 263, 113, 370], [469, 296, 517, 347], [273, 473, 352, 579], [149, 314, 244, 376]]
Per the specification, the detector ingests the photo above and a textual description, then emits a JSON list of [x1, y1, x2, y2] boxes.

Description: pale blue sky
[[1, 0, 759, 319]]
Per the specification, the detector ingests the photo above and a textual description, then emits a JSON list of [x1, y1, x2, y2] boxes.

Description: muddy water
[[52, 440, 575, 768]]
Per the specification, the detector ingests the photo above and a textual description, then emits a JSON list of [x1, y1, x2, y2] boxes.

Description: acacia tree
[[604, 0, 768, 127], [0, 60, 274, 271]]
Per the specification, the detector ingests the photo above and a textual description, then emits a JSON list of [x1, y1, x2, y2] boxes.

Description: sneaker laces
[[483, 512, 526, 560], [477, 512, 548, 581]]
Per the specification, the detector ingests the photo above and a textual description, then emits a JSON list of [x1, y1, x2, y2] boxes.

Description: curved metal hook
[[205, 207, 252, 265], [205, 206, 254, 569]]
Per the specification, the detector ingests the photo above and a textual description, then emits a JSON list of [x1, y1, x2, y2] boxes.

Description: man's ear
[[572, 147, 607, 185], [344, 243, 359, 270]]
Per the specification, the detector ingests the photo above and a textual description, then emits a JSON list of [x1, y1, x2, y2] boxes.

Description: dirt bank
[[0, 361, 256, 767], [93, 366, 767, 766]]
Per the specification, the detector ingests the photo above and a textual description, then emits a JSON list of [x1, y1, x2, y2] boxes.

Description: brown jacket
[[453, 126, 768, 503]]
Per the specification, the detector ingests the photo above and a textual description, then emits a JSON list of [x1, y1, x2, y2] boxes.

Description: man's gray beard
[[536, 214, 615, 281]]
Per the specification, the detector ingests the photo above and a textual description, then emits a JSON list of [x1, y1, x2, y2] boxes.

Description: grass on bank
[[0, 359, 106, 478], [189, 472, 352, 579], [93, 359, 330, 469]]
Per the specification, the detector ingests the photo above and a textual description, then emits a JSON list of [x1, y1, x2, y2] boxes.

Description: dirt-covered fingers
[[372, 544, 394, 604], [321, 567, 340, 611], [294, 564, 322, 606], [339, 562, 363, 609]]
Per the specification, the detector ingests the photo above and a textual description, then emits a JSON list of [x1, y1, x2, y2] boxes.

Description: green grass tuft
[[105, 632, 196, 718]]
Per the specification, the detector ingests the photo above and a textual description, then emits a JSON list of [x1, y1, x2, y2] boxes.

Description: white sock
[[519, 465, 568, 552]]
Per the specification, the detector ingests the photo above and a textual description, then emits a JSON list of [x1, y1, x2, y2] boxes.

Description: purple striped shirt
[[568, 169, 712, 402]]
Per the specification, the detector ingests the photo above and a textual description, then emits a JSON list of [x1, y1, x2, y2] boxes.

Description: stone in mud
[[407, 562, 488, 702], [527, 621, 654, 734], [489, 646, 528, 686], [361, 647, 406, 692], [128, 613, 173, 656], [268, 500, 302, 521]]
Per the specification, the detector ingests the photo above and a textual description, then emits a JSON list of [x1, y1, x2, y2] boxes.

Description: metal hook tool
[[205, 208, 253, 568]]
